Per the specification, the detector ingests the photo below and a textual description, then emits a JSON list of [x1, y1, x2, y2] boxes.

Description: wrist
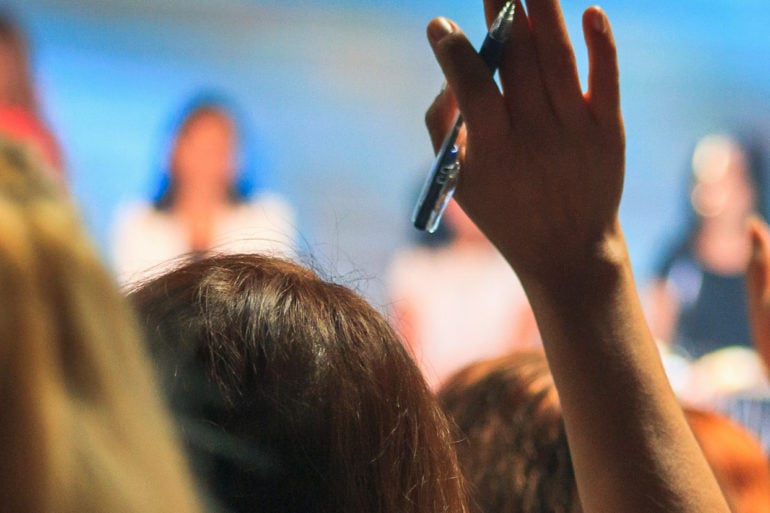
[[513, 221, 632, 301]]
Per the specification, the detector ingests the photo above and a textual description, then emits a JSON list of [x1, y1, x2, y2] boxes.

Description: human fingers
[[425, 84, 460, 153], [747, 216, 770, 369], [523, 0, 584, 117], [582, 6, 621, 128], [498, 1, 553, 125], [426, 17, 510, 143], [747, 216, 770, 299]]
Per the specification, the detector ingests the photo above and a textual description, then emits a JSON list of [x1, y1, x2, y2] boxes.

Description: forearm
[[520, 230, 729, 513]]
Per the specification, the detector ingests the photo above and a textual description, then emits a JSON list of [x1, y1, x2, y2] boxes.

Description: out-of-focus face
[[690, 135, 755, 222], [171, 108, 237, 194]]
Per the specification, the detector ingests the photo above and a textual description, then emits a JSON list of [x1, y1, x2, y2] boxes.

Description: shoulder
[[241, 192, 295, 219], [112, 201, 167, 232]]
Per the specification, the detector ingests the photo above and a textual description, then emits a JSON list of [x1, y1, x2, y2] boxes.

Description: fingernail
[[439, 80, 448, 95], [592, 10, 607, 33], [428, 17, 454, 43]]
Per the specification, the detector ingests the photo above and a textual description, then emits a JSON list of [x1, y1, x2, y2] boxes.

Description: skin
[[423, 1, 731, 512], [170, 109, 237, 251], [746, 216, 770, 372]]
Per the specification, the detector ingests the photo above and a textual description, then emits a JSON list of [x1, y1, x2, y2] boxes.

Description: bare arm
[[423, 1, 729, 512]]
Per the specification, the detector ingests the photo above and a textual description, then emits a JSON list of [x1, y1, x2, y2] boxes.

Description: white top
[[387, 243, 537, 388], [111, 193, 297, 286]]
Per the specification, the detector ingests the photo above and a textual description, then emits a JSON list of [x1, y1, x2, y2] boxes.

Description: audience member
[[122, 2, 733, 513], [129, 253, 466, 513], [112, 92, 296, 284], [439, 351, 770, 513], [714, 216, 770, 455], [438, 351, 573, 513], [647, 133, 766, 359], [0, 11, 63, 177], [0, 11, 35, 109], [0, 138, 200, 512], [388, 198, 538, 388]]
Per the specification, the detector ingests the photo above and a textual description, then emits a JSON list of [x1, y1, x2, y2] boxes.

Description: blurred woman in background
[[112, 93, 296, 284], [648, 133, 767, 360], [0, 11, 63, 177]]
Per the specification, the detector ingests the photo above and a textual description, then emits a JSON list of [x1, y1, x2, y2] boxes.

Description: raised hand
[[425, 1, 625, 289], [422, 3, 731, 512]]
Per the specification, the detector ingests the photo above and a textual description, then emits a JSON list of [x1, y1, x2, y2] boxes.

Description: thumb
[[747, 216, 770, 298], [425, 83, 459, 154], [426, 17, 509, 143]]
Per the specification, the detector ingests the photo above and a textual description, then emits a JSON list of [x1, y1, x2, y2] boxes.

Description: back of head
[[129, 253, 466, 513], [0, 139, 200, 513], [685, 408, 770, 513], [438, 350, 575, 513]]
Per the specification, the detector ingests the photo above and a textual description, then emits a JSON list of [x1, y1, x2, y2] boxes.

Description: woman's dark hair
[[438, 351, 575, 513], [128, 253, 467, 513], [151, 92, 265, 210]]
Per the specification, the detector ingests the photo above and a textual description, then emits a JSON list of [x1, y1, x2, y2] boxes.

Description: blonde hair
[[0, 138, 201, 513]]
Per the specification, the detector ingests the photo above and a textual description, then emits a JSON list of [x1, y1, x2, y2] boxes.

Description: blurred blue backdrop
[[9, 0, 770, 306]]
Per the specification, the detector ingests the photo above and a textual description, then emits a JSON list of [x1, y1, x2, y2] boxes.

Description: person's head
[[687, 133, 766, 229], [439, 350, 770, 513], [438, 350, 575, 513], [685, 408, 770, 513], [691, 135, 754, 221], [153, 93, 264, 210], [0, 11, 36, 111], [128, 253, 467, 513], [0, 138, 200, 512]]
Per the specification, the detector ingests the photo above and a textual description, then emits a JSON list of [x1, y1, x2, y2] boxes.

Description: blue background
[[10, 0, 770, 306]]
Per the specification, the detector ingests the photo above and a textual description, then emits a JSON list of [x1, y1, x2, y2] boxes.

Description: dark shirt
[[657, 247, 751, 360]]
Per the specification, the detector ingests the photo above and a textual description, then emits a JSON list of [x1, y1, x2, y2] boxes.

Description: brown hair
[[685, 408, 770, 513], [129, 253, 467, 513], [438, 350, 574, 513], [0, 138, 201, 513]]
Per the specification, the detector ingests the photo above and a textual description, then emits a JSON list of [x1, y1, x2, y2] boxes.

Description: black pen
[[412, 0, 516, 233]]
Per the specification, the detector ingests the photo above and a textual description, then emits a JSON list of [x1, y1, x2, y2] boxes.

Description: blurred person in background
[[388, 199, 539, 388], [0, 11, 63, 178], [112, 92, 296, 285], [647, 133, 766, 360]]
